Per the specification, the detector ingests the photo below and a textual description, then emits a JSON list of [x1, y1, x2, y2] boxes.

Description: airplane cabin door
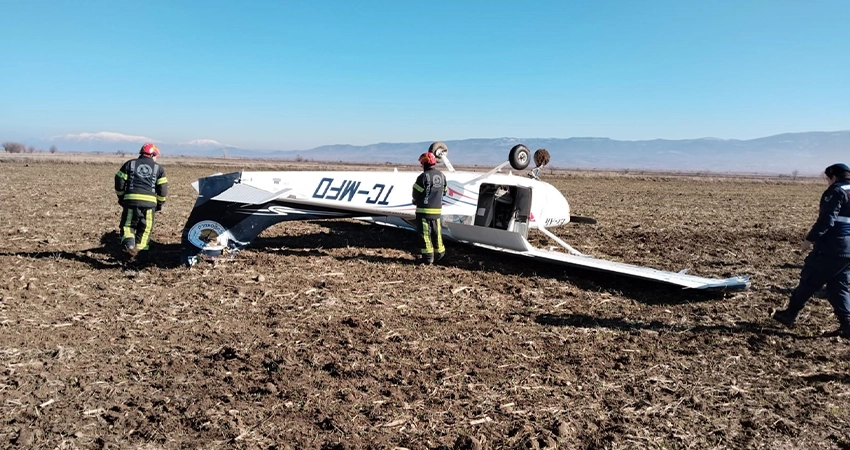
[[474, 183, 532, 238]]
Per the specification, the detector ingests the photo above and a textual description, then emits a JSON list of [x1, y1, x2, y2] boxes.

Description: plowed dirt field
[[1, 155, 848, 449]]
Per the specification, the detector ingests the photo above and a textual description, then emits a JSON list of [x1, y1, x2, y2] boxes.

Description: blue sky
[[1, 0, 848, 151]]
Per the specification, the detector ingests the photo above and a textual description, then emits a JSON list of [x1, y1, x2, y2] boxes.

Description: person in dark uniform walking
[[115, 142, 168, 258], [412, 150, 447, 265], [772, 163, 850, 338]]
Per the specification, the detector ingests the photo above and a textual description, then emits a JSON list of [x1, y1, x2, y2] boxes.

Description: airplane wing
[[443, 223, 750, 291]]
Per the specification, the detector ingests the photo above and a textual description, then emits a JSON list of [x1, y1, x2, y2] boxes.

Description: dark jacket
[[412, 167, 446, 218], [115, 156, 168, 208], [807, 179, 850, 257]]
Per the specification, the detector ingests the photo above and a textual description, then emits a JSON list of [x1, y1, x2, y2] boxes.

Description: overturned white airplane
[[180, 143, 750, 291]]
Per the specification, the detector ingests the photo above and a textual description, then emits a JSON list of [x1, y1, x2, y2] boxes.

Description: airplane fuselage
[[234, 169, 572, 229]]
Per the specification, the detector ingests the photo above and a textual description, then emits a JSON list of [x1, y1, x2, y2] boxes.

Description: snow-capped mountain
[[10, 130, 850, 175]]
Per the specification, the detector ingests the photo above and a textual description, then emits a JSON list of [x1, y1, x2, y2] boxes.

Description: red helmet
[[419, 152, 436, 166], [140, 142, 160, 157]]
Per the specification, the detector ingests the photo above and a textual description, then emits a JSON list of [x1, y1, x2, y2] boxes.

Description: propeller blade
[[570, 215, 597, 224]]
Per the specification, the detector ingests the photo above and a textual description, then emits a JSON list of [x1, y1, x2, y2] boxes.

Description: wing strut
[[524, 227, 750, 290], [537, 225, 585, 256], [440, 153, 456, 172]]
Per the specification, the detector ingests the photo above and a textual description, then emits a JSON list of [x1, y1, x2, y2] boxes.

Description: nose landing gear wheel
[[428, 141, 448, 161], [509, 144, 530, 170]]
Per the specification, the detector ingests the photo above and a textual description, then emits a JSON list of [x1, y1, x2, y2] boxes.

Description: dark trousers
[[788, 251, 850, 327], [120, 206, 155, 251], [416, 215, 445, 262]]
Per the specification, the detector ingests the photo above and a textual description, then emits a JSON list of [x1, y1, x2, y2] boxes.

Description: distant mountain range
[[18, 130, 850, 175]]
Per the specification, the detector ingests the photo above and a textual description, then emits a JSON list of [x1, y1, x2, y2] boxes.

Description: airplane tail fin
[[179, 172, 292, 265], [180, 172, 357, 265]]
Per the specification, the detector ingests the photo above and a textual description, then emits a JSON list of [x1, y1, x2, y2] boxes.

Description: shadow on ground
[[0, 231, 184, 271], [535, 312, 822, 340], [241, 220, 733, 304], [0, 222, 738, 303]]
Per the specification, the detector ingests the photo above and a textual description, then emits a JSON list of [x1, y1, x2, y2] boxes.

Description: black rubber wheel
[[428, 141, 448, 160], [509, 144, 530, 170]]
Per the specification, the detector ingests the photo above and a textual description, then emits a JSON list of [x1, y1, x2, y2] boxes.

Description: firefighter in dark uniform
[[412, 151, 447, 264], [115, 142, 168, 258], [773, 163, 850, 338]]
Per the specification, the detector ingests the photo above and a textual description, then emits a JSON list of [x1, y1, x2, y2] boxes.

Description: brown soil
[[1, 155, 848, 449]]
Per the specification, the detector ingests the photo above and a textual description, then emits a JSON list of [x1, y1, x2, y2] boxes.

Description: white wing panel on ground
[[520, 247, 751, 290], [444, 224, 750, 291]]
